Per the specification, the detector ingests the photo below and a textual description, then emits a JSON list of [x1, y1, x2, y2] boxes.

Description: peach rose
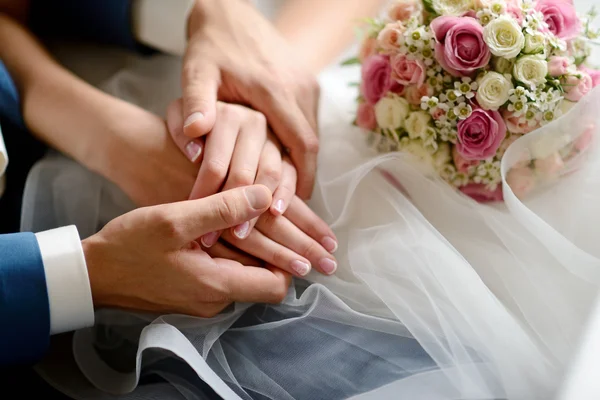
[[404, 84, 433, 105], [377, 22, 406, 52], [388, 0, 422, 23]]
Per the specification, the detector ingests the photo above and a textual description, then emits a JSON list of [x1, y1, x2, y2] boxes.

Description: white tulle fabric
[[21, 51, 600, 398]]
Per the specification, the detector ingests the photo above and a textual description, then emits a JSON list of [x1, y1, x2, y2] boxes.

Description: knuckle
[[249, 110, 267, 127], [213, 193, 242, 226], [300, 136, 320, 155], [229, 168, 256, 187], [150, 209, 182, 240], [300, 240, 321, 259], [218, 103, 242, 124], [204, 159, 229, 181], [260, 166, 281, 188]]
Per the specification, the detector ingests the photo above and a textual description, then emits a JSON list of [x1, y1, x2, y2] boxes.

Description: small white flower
[[513, 55, 548, 88], [439, 127, 458, 143], [374, 95, 410, 131], [477, 9, 496, 25], [454, 78, 478, 99], [405, 111, 433, 139], [476, 71, 514, 110], [421, 96, 440, 111], [454, 102, 473, 120], [431, 0, 474, 16], [484, 16, 526, 58], [489, 1, 506, 15]]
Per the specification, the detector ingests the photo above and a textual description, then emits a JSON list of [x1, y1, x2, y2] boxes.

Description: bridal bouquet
[[352, 0, 600, 201]]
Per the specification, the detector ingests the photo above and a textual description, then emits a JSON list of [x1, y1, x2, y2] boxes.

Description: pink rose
[[507, 1, 525, 25], [377, 22, 406, 52], [359, 37, 379, 62], [404, 84, 433, 105], [503, 110, 539, 134], [432, 107, 447, 120], [460, 183, 504, 202], [534, 152, 564, 177], [356, 103, 378, 131], [456, 108, 507, 160], [391, 54, 426, 87], [506, 167, 536, 199], [580, 66, 600, 88], [388, 0, 421, 22], [564, 72, 593, 102], [535, 0, 580, 40], [431, 16, 491, 77], [452, 146, 479, 173], [547, 56, 571, 77], [361, 55, 393, 105]]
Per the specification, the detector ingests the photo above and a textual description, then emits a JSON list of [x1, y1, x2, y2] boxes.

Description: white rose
[[483, 16, 525, 58], [513, 55, 548, 88], [523, 32, 546, 54], [433, 142, 452, 168], [401, 138, 434, 166], [476, 72, 514, 110], [492, 56, 515, 74], [374, 95, 410, 131], [431, 0, 473, 16], [405, 111, 432, 139]]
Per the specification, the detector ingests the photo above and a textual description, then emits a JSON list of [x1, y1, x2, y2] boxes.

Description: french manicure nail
[[234, 221, 250, 239], [319, 258, 338, 275], [321, 236, 338, 253], [184, 112, 204, 128], [291, 260, 311, 277], [185, 141, 203, 162], [201, 231, 219, 248], [274, 199, 285, 214]]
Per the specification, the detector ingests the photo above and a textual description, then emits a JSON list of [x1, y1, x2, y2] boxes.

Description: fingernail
[[201, 231, 219, 248], [319, 258, 337, 275], [244, 186, 271, 210], [234, 221, 250, 239], [321, 237, 338, 253], [184, 112, 204, 128], [185, 141, 203, 162], [274, 199, 285, 214], [291, 260, 311, 277]]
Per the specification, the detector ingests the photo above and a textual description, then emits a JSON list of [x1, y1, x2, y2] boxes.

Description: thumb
[[160, 185, 272, 243], [181, 60, 220, 138]]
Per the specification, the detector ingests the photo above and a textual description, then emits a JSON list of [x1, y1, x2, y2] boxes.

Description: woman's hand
[[167, 99, 338, 278]]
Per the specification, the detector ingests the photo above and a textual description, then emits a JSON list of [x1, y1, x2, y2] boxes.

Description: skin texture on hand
[[83, 185, 292, 318], [181, 0, 320, 199]]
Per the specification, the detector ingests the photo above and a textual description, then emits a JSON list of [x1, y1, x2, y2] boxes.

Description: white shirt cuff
[[35, 226, 95, 335], [132, 0, 196, 56]]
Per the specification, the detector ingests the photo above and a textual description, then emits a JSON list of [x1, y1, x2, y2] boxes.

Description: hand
[[180, 0, 320, 199], [82, 185, 291, 317], [167, 99, 297, 244]]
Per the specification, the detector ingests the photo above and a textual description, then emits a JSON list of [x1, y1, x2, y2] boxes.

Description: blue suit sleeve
[[28, 0, 155, 54], [0, 60, 24, 130], [0, 233, 50, 366]]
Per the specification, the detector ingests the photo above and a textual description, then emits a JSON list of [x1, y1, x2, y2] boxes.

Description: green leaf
[[341, 57, 361, 66], [348, 82, 360, 87], [422, 0, 438, 16]]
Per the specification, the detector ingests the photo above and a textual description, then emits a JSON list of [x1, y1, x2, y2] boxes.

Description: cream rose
[[405, 111, 432, 139], [476, 72, 514, 110], [431, 0, 474, 16], [374, 95, 410, 131], [513, 55, 548, 87], [492, 56, 516, 74], [401, 139, 434, 165], [523, 32, 546, 54], [483, 16, 525, 58]]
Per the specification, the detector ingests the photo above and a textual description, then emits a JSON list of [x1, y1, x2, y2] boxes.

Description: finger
[[260, 91, 318, 200], [167, 98, 205, 163], [231, 135, 282, 240], [218, 261, 292, 304], [205, 241, 263, 267], [189, 104, 241, 200], [181, 57, 221, 138], [271, 155, 296, 216], [255, 213, 337, 276], [296, 81, 320, 139], [222, 228, 312, 278], [157, 185, 272, 243], [284, 196, 338, 254]]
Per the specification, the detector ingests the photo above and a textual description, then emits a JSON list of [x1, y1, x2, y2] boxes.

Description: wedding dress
[[22, 1, 600, 399]]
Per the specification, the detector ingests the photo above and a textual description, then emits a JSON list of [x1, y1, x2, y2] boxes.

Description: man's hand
[[82, 185, 291, 318], [180, 0, 320, 199]]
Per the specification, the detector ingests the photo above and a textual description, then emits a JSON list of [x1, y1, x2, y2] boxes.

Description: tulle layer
[[21, 61, 600, 399]]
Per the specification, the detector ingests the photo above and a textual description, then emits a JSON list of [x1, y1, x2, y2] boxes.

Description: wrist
[[82, 234, 111, 309]]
